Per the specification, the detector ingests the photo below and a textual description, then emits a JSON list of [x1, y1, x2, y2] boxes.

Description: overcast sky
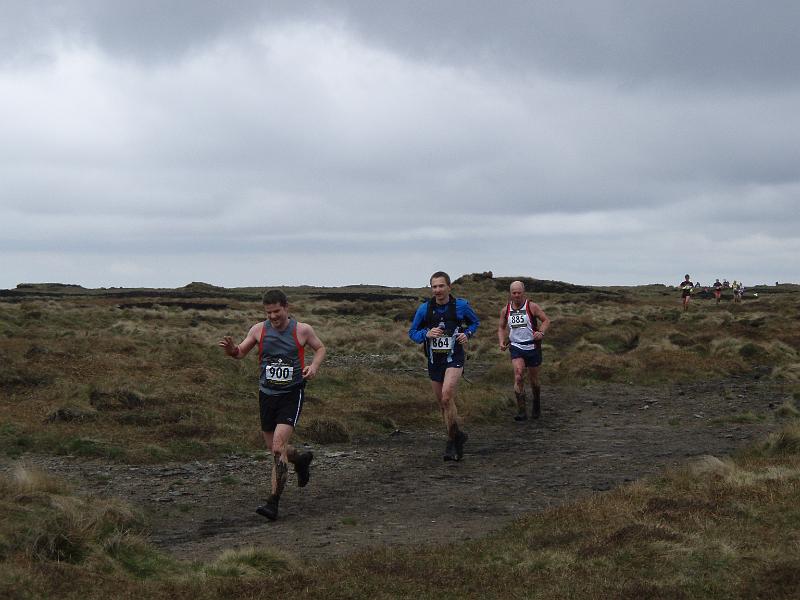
[[1, 1, 798, 289]]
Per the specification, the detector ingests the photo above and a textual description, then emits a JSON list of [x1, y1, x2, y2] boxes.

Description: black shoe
[[454, 431, 468, 461], [443, 439, 457, 461], [256, 495, 279, 521], [514, 411, 528, 422], [295, 451, 313, 488]]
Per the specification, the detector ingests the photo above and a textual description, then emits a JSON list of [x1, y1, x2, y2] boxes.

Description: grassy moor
[[1, 277, 800, 598]]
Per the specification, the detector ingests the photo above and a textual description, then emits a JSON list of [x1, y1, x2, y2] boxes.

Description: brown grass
[[3, 282, 799, 463]]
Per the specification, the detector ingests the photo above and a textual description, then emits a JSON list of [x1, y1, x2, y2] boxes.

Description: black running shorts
[[427, 358, 465, 382], [509, 344, 543, 368], [259, 383, 305, 432]]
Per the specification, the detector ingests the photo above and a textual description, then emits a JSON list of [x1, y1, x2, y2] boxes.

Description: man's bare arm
[[218, 323, 261, 359], [532, 303, 551, 340], [298, 323, 326, 379], [498, 305, 509, 351]]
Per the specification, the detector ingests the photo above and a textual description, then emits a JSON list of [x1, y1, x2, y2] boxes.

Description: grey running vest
[[258, 318, 304, 395]]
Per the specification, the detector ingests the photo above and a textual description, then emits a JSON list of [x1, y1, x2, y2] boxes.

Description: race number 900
[[267, 366, 292, 380]]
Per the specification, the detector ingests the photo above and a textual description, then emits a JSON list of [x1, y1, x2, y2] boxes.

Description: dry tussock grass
[[776, 399, 800, 418], [0, 465, 144, 567], [302, 417, 351, 443], [2, 463, 71, 496], [767, 340, 798, 359], [772, 362, 800, 381], [3, 282, 799, 463], [209, 546, 294, 577]]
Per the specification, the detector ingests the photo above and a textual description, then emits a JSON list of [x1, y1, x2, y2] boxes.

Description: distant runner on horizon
[[497, 281, 551, 421], [408, 271, 480, 461], [679, 274, 693, 312], [733, 281, 744, 303], [713, 278, 723, 304], [218, 289, 326, 521]]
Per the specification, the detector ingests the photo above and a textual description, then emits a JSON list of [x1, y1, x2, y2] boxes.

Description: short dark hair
[[262, 289, 288, 306], [429, 271, 451, 286]]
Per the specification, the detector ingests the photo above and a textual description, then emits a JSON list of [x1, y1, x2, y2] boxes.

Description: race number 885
[[510, 313, 526, 327]]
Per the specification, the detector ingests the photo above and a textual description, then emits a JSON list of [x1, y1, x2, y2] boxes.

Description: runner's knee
[[441, 387, 457, 403], [271, 439, 287, 458]]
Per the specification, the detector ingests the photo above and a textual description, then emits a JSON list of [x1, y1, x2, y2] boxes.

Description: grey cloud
[[4, 1, 800, 89], [0, 0, 280, 64], [309, 1, 800, 89], [1, 2, 798, 289]]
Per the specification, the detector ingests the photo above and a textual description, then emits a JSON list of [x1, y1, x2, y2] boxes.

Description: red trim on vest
[[258, 321, 267, 363], [292, 322, 305, 370], [507, 300, 537, 333], [524, 300, 540, 332]]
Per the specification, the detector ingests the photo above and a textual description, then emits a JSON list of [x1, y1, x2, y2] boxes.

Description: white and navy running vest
[[505, 300, 538, 351], [258, 318, 305, 395]]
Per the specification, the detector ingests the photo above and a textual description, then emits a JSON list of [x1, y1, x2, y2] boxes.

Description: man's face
[[430, 277, 451, 302], [510, 285, 525, 304], [264, 302, 290, 328]]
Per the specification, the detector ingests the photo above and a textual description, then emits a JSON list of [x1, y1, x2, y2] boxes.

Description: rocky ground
[[5, 376, 789, 563]]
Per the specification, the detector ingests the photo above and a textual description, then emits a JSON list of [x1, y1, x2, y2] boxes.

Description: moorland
[[1, 276, 799, 599]]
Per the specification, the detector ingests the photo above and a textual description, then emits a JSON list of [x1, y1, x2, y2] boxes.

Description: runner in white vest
[[497, 281, 551, 420]]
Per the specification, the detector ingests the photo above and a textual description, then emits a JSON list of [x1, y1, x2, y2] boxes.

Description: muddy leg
[[529, 366, 541, 419], [441, 368, 463, 440], [270, 424, 294, 499], [512, 358, 527, 420], [272, 455, 288, 497]]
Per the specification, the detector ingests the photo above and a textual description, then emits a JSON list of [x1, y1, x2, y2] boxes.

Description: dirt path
[[6, 377, 789, 562]]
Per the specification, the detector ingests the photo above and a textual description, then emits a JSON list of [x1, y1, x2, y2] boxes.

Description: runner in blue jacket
[[409, 271, 480, 461]]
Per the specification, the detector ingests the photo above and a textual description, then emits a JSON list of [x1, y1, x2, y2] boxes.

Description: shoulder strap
[[525, 301, 537, 329], [424, 299, 436, 327], [447, 296, 458, 325]]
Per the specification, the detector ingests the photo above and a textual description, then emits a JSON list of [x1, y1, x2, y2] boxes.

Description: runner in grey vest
[[219, 289, 326, 521], [259, 318, 305, 394]]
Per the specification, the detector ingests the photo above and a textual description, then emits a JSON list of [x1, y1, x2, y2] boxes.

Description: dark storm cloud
[[5, 1, 800, 88], [325, 1, 800, 89], [0, 0, 277, 63]]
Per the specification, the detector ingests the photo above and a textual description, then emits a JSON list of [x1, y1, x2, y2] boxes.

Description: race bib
[[430, 335, 455, 353], [265, 363, 294, 385], [509, 310, 528, 329]]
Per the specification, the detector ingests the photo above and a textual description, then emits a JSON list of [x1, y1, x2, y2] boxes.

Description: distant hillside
[[15, 283, 87, 291], [453, 272, 616, 295], [179, 281, 226, 293]]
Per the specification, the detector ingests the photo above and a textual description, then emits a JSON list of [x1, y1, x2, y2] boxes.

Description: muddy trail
[[7, 377, 789, 563]]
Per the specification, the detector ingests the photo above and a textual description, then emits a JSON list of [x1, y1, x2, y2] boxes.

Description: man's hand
[[303, 364, 318, 380], [427, 327, 445, 338], [456, 333, 469, 345], [533, 331, 545, 341], [218, 336, 238, 357], [499, 341, 508, 351]]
